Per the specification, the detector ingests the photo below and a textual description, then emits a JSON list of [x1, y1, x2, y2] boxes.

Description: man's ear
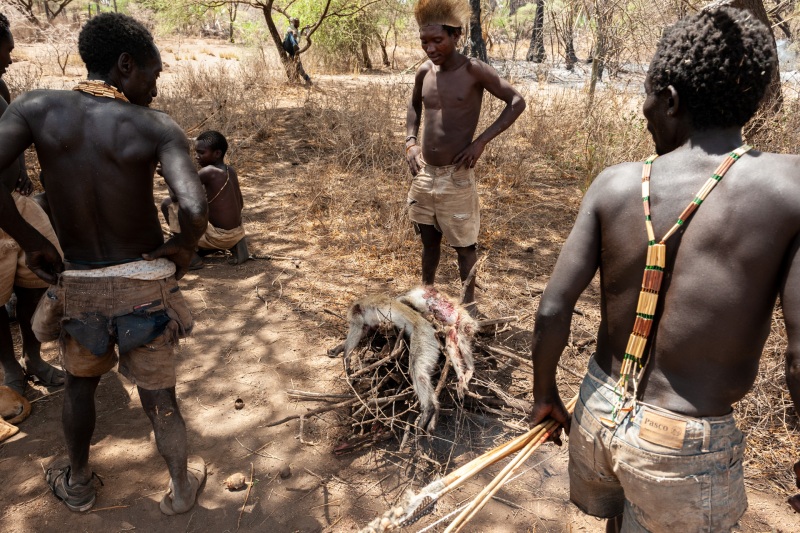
[[213, 149, 223, 161], [117, 52, 135, 77], [665, 85, 680, 117]]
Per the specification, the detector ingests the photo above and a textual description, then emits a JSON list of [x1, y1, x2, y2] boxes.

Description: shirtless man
[[0, 14, 208, 514], [405, 0, 525, 312], [162, 130, 247, 268], [0, 12, 65, 394], [529, 7, 800, 531]]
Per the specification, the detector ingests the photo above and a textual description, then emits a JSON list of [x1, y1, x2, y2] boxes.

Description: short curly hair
[[0, 13, 11, 42], [78, 13, 156, 75], [647, 6, 776, 129], [196, 130, 228, 157]]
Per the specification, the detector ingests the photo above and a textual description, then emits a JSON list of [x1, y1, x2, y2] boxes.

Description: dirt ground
[[2, 40, 800, 533]]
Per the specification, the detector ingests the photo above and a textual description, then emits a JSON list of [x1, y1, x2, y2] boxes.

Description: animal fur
[[398, 287, 476, 398], [414, 0, 471, 28], [0, 385, 31, 425], [342, 295, 442, 432]]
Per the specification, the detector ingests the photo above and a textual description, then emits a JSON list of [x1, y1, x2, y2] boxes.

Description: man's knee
[[454, 244, 477, 257]]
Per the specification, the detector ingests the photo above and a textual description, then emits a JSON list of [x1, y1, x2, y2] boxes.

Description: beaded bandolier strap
[[601, 144, 752, 428], [73, 80, 129, 103]]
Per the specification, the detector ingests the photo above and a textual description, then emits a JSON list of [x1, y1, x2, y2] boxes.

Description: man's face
[[125, 49, 162, 107], [293, 19, 299, 29], [195, 142, 217, 167], [419, 25, 458, 66], [0, 35, 14, 77], [642, 76, 671, 155]]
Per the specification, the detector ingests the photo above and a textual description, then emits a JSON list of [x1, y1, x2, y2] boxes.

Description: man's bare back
[[200, 164, 242, 230], [585, 145, 800, 416], [0, 89, 203, 267]]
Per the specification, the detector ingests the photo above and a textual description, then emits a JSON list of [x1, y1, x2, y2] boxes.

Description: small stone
[[224, 472, 248, 491], [525, 246, 534, 253], [279, 464, 292, 479], [234, 398, 244, 410]]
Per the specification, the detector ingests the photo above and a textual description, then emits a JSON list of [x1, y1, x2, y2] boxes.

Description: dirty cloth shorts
[[0, 192, 62, 302], [569, 356, 747, 532], [32, 275, 193, 391], [168, 202, 245, 250], [407, 163, 480, 248]]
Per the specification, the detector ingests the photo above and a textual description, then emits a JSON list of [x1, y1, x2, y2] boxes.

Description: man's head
[[195, 130, 228, 167], [291, 17, 299, 29], [644, 6, 776, 150], [414, 0, 469, 63], [0, 13, 13, 78], [414, 0, 469, 64], [78, 13, 162, 107]]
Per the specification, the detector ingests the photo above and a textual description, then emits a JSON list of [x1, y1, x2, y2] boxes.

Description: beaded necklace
[[73, 80, 129, 103], [601, 144, 752, 429]]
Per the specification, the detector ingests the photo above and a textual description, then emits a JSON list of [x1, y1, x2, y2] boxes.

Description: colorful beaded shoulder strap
[[602, 144, 752, 428]]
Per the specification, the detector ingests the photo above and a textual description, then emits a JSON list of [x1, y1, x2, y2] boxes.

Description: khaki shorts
[[569, 357, 747, 532], [32, 275, 193, 390], [0, 192, 62, 302], [407, 163, 480, 248]]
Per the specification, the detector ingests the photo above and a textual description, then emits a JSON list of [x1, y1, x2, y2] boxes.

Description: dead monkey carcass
[[334, 288, 477, 433]]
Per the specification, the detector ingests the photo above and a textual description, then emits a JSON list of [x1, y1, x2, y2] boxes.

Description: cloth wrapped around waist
[[32, 260, 192, 355]]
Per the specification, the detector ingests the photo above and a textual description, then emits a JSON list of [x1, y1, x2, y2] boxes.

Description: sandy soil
[[1, 38, 799, 533]]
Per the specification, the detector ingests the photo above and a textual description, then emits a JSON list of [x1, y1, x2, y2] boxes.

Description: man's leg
[[454, 244, 478, 306], [0, 305, 25, 393], [140, 387, 200, 514], [15, 286, 64, 386], [161, 197, 173, 225], [62, 373, 101, 485], [418, 224, 442, 286], [606, 516, 622, 533]]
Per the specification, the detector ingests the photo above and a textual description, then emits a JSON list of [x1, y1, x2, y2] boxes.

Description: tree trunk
[[468, 0, 487, 61], [526, 0, 545, 63], [360, 40, 372, 69]]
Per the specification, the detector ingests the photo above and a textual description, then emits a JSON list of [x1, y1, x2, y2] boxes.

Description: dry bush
[[154, 58, 283, 162]]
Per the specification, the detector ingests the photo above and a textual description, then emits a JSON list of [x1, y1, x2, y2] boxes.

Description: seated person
[[162, 130, 247, 268]]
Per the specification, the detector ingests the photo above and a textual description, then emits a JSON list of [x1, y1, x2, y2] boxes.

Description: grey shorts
[[569, 357, 747, 532]]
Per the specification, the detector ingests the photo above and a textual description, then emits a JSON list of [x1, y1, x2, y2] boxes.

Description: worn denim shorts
[[569, 357, 747, 532], [407, 162, 480, 248]]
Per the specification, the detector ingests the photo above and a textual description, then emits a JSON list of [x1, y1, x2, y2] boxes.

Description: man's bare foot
[[2, 367, 27, 395], [189, 254, 204, 271], [160, 456, 206, 515]]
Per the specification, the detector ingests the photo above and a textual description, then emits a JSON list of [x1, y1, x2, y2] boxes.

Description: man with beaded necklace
[[0, 13, 208, 515], [529, 7, 800, 532]]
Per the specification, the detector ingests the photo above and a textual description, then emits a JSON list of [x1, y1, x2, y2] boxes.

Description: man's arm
[[781, 233, 800, 500], [452, 59, 526, 170], [528, 178, 604, 432], [0, 94, 61, 282], [404, 64, 428, 176], [143, 121, 207, 279]]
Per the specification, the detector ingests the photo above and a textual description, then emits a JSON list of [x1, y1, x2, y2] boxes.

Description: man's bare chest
[[421, 72, 482, 110]]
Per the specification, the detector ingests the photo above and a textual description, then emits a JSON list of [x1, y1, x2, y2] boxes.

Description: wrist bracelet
[[405, 144, 417, 155], [405, 135, 417, 143]]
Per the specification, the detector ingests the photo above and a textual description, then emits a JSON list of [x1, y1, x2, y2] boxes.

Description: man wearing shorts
[[0, 12, 65, 394], [0, 14, 208, 514], [405, 0, 525, 312], [529, 7, 800, 531]]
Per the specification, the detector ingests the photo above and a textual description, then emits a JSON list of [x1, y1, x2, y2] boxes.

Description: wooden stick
[[349, 335, 406, 378], [446, 395, 578, 532], [286, 390, 355, 401], [237, 462, 254, 531], [476, 316, 519, 329], [266, 397, 360, 427]]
